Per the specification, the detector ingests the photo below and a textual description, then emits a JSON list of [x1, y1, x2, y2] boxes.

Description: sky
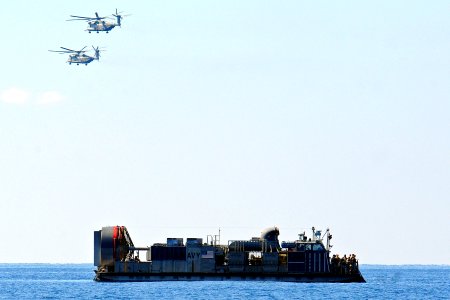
[[0, 0, 449, 264]]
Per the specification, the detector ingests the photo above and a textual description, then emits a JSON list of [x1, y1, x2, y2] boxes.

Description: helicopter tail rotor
[[92, 46, 105, 61], [113, 8, 122, 27], [93, 46, 100, 61], [112, 8, 130, 27]]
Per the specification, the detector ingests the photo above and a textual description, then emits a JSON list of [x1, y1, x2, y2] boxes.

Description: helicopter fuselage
[[67, 54, 95, 65], [87, 21, 116, 33]]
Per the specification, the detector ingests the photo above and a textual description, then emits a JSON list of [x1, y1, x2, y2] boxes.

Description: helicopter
[[49, 46, 103, 65], [67, 9, 128, 33]]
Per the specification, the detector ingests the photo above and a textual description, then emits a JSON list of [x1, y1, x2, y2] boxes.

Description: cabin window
[[312, 244, 324, 251], [305, 244, 312, 251]]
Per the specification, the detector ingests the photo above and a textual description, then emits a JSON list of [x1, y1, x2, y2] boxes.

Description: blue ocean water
[[0, 264, 448, 299]]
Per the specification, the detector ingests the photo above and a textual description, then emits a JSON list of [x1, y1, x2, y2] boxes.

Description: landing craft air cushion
[[94, 226, 365, 283]]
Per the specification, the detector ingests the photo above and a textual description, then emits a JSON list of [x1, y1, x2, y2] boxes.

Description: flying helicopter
[[67, 9, 128, 33], [49, 46, 103, 65]]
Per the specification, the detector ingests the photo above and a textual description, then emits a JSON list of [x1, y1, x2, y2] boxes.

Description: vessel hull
[[95, 271, 365, 283]]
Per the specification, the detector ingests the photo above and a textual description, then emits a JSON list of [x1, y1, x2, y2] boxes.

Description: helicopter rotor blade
[[68, 14, 105, 21], [57, 46, 87, 54], [69, 15, 92, 19], [49, 50, 71, 53], [60, 47, 76, 52]]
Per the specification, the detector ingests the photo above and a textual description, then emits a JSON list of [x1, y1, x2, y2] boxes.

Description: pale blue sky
[[0, 0, 449, 264]]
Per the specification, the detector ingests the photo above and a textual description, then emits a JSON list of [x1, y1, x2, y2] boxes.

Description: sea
[[0, 264, 448, 299]]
